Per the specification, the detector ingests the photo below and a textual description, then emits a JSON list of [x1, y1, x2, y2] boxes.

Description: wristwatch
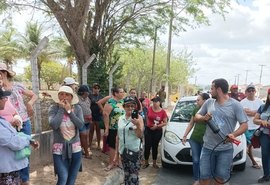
[[67, 110, 71, 114]]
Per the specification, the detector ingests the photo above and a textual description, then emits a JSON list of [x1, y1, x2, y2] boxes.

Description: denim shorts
[[200, 147, 233, 181], [79, 123, 90, 133], [244, 129, 255, 145]]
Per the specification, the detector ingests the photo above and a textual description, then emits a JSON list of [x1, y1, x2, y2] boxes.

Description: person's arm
[[23, 89, 38, 117], [0, 124, 29, 151], [157, 110, 168, 128], [182, 116, 195, 145], [48, 105, 65, 130], [103, 103, 113, 136], [254, 113, 269, 127], [97, 96, 111, 113], [69, 105, 84, 129], [132, 115, 144, 138]]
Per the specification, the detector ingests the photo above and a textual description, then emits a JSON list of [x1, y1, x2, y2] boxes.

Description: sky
[[8, 0, 270, 87], [169, 0, 270, 87]]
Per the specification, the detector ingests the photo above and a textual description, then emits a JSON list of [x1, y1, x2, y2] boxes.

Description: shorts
[[244, 129, 256, 145], [200, 147, 233, 181], [92, 113, 103, 122], [79, 123, 90, 133], [106, 129, 117, 149]]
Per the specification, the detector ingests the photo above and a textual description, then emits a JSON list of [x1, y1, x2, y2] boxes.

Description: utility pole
[[259, 64, 266, 84], [237, 74, 240, 86], [150, 26, 158, 96], [165, 0, 174, 108], [234, 75, 237, 85], [245, 70, 249, 84]]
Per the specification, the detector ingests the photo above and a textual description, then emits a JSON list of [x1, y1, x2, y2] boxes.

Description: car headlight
[[164, 131, 181, 145]]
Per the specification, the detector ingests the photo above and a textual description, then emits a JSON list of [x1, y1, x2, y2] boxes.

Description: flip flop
[[142, 164, 149, 169], [104, 164, 115, 171], [252, 164, 261, 169]]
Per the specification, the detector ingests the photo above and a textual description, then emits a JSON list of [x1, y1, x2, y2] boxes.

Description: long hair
[[262, 90, 270, 112]]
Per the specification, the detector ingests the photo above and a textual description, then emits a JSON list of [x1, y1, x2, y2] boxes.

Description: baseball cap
[[78, 85, 90, 94], [230, 85, 238, 89], [123, 96, 136, 105], [63, 77, 79, 85], [0, 88, 11, 99], [246, 84, 255, 91], [92, 83, 100, 89], [151, 96, 161, 102]]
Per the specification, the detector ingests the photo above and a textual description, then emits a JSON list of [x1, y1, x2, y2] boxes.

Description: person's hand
[[26, 103, 34, 117], [30, 140, 40, 150], [150, 124, 158, 130], [261, 120, 269, 127], [181, 136, 187, 145], [203, 113, 212, 122], [11, 118, 21, 128], [131, 118, 140, 127]]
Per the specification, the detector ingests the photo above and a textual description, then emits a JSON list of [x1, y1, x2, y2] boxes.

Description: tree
[[24, 60, 64, 89], [3, 0, 230, 84], [119, 46, 193, 95], [0, 22, 23, 67]]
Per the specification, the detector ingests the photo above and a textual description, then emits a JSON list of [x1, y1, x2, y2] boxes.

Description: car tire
[[233, 162, 246, 171], [161, 160, 173, 168]]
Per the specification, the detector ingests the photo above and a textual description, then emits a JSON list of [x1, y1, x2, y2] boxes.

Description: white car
[[161, 96, 247, 171]]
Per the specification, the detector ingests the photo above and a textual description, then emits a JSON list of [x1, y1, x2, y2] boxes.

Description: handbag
[[251, 128, 261, 148], [122, 122, 141, 163]]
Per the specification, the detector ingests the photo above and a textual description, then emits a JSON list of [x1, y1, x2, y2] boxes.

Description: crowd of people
[[1, 64, 270, 185]]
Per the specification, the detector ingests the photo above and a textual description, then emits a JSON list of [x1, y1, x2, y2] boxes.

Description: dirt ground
[[30, 148, 160, 185], [30, 148, 111, 185]]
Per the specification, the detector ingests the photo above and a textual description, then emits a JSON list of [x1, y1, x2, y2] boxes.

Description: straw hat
[[0, 63, 16, 77], [51, 86, 79, 105]]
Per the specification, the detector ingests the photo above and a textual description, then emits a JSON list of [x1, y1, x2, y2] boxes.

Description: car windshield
[[170, 100, 196, 122]]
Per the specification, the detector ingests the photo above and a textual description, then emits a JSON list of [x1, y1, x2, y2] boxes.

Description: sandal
[[142, 163, 149, 169], [85, 154, 92, 159], [153, 164, 159, 169], [252, 164, 261, 169], [104, 164, 115, 171]]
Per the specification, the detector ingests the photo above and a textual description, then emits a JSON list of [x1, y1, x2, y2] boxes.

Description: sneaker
[[258, 176, 270, 183]]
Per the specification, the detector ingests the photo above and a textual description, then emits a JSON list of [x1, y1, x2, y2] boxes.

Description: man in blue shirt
[[0, 88, 39, 184]]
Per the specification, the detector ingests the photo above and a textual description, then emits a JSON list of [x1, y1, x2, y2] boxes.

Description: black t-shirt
[[89, 93, 103, 116]]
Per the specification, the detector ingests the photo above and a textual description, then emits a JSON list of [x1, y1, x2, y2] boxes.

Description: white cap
[[63, 77, 79, 85]]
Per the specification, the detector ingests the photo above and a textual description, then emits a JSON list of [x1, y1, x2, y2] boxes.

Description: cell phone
[[131, 110, 139, 119]]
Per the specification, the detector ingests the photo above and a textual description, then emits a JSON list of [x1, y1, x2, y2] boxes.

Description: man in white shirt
[[240, 83, 263, 169]]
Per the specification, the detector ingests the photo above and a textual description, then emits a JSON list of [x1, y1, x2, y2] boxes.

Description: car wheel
[[233, 162, 246, 171], [161, 160, 173, 168]]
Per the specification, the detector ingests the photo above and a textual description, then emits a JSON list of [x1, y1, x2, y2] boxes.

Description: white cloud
[[170, 0, 270, 86]]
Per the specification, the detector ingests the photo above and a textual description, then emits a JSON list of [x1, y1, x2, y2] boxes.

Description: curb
[[103, 168, 124, 185]]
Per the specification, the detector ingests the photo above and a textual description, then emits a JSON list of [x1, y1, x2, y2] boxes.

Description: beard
[[211, 95, 217, 99]]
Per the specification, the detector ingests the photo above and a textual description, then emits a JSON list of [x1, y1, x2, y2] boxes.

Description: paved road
[[140, 149, 263, 185]]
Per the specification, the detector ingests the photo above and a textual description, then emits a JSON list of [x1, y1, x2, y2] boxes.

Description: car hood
[[165, 121, 241, 139], [165, 121, 192, 138]]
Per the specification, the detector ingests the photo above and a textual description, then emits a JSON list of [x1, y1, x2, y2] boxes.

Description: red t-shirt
[[147, 107, 167, 128]]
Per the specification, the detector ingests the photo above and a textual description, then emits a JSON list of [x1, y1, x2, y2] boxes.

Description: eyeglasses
[[247, 89, 255, 93]]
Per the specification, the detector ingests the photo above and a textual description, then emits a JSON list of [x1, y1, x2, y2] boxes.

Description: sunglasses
[[247, 89, 255, 93]]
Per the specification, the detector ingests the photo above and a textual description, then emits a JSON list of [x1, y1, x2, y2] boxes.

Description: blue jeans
[[200, 147, 233, 181], [20, 119, 31, 182], [260, 133, 270, 177], [189, 139, 203, 181], [53, 152, 82, 185]]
